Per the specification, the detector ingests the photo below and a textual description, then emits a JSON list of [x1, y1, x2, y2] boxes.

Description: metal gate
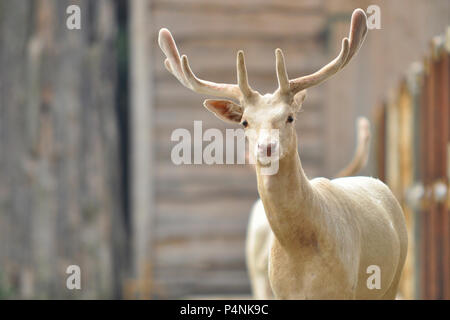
[[375, 28, 450, 299]]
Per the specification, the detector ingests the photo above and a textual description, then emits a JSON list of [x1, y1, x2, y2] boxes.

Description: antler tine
[[158, 28, 191, 87], [342, 9, 368, 68], [334, 117, 371, 178], [158, 28, 242, 100], [289, 9, 367, 94], [237, 51, 255, 99], [275, 48, 290, 95], [180, 54, 240, 98], [289, 38, 350, 93]]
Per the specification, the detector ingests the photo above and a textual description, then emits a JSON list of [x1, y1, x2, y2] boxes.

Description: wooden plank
[[412, 70, 422, 299], [386, 93, 400, 198], [154, 219, 250, 242], [154, 92, 323, 122], [152, 269, 250, 298], [436, 50, 449, 299], [427, 55, 438, 299], [153, 40, 325, 76], [155, 175, 258, 200], [406, 61, 425, 299], [398, 80, 415, 299], [152, 0, 324, 11], [154, 139, 324, 164], [443, 50, 450, 300], [155, 198, 254, 220], [154, 222, 248, 244], [152, 237, 251, 298], [433, 56, 443, 299], [155, 69, 326, 107], [154, 238, 246, 269], [374, 103, 387, 181], [129, 0, 154, 299], [152, 8, 326, 40], [430, 52, 447, 299], [419, 60, 430, 299]]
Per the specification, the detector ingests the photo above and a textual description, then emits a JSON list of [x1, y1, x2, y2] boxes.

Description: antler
[[158, 28, 255, 101], [276, 9, 368, 96], [160, 9, 367, 101], [334, 117, 371, 178]]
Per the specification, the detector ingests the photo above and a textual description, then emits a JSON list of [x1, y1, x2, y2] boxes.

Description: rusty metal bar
[[379, 31, 450, 300], [441, 48, 450, 299], [419, 57, 430, 299], [374, 102, 387, 182], [433, 53, 444, 299], [427, 51, 438, 300]]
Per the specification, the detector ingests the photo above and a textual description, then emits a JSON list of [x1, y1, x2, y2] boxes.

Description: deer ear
[[203, 99, 243, 124], [292, 89, 307, 111]]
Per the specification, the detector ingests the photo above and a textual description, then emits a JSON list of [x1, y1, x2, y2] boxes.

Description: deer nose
[[258, 142, 278, 157]]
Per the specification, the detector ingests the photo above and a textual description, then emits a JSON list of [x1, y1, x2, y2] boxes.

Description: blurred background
[[0, 0, 448, 299]]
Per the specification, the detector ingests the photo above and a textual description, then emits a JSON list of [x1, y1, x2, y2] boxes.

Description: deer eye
[[287, 115, 294, 123], [242, 120, 248, 128]]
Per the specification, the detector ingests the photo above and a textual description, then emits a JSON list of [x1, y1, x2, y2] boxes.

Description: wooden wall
[[1, 0, 448, 300], [0, 0, 126, 298], [150, 0, 330, 297], [149, 0, 450, 298]]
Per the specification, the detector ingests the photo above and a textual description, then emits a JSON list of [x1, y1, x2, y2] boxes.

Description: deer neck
[[255, 135, 319, 250]]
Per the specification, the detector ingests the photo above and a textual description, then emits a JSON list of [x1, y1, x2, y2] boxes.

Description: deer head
[[159, 9, 368, 166]]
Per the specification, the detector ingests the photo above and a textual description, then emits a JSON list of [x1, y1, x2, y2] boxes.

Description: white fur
[[246, 117, 373, 299]]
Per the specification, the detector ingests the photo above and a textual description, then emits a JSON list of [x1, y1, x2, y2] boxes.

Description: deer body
[[159, 9, 408, 299], [247, 117, 372, 299], [257, 136, 407, 299]]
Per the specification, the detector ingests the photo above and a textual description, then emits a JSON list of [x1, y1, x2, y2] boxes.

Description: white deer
[[247, 117, 372, 299], [158, 9, 407, 299]]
